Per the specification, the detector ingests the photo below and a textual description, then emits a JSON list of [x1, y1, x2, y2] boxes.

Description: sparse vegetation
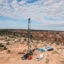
[[43, 44, 47, 46], [0, 30, 63, 64], [52, 51, 59, 54], [0, 43, 4, 47], [24, 38, 26, 42], [49, 41, 53, 44], [6, 42, 11, 45], [18, 52, 24, 54], [45, 58, 49, 64], [0, 30, 64, 43], [57, 47, 64, 50], [0, 43, 7, 50], [56, 42, 60, 45]]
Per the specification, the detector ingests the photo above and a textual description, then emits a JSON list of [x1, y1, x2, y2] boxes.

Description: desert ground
[[0, 35, 64, 64], [0, 30, 64, 64]]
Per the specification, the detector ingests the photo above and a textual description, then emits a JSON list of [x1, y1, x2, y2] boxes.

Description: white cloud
[[0, 0, 64, 27]]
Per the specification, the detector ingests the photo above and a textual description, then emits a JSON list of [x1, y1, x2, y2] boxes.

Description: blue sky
[[0, 0, 64, 31]]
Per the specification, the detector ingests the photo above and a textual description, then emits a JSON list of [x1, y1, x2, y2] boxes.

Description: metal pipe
[[28, 18, 30, 53]]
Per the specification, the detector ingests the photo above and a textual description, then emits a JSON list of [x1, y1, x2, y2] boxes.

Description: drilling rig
[[27, 18, 31, 53], [21, 18, 33, 60]]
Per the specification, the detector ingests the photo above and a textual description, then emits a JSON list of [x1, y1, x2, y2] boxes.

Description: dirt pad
[[0, 43, 64, 64]]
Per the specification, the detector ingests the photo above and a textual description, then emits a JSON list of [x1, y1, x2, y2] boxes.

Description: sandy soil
[[0, 41, 64, 64]]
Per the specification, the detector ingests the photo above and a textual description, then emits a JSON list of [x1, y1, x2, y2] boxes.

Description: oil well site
[[0, 0, 64, 64], [0, 29, 64, 64]]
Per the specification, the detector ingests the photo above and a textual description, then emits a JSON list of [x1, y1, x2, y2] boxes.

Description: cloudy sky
[[0, 0, 64, 31]]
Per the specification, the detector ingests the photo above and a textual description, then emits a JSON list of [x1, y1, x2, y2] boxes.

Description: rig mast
[[28, 18, 31, 53]]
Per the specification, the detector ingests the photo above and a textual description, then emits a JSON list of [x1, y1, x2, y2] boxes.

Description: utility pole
[[28, 18, 31, 53]]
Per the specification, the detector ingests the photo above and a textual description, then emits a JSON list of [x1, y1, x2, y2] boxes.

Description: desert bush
[[0, 43, 4, 47], [52, 51, 59, 54], [46, 58, 49, 64], [49, 41, 53, 44], [43, 44, 47, 46], [18, 52, 24, 54], [6, 42, 11, 45], [56, 42, 60, 45], [24, 38, 26, 41], [0, 43, 7, 50]]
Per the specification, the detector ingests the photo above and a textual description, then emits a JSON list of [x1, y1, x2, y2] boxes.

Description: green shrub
[[24, 38, 26, 41], [56, 42, 60, 45], [0, 43, 4, 47]]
